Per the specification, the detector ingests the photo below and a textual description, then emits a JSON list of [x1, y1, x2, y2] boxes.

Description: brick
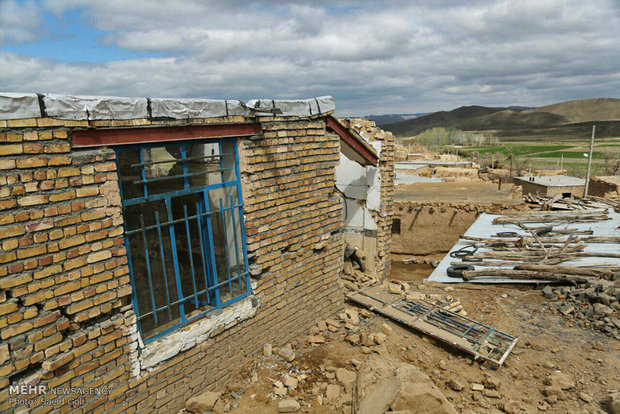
[[49, 156, 72, 166], [23, 131, 38, 141], [0, 224, 25, 240], [35, 332, 63, 352], [34, 264, 62, 279], [0, 159, 16, 170], [18, 194, 49, 207], [42, 350, 74, 371], [0, 300, 18, 316], [49, 190, 75, 202], [16, 157, 48, 168], [44, 143, 71, 153], [0, 144, 23, 155], [87, 250, 112, 264], [1, 320, 33, 339], [17, 244, 47, 259], [58, 167, 81, 177]]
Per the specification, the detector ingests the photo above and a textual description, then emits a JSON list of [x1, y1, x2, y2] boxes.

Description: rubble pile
[[542, 276, 620, 338], [341, 253, 379, 291]]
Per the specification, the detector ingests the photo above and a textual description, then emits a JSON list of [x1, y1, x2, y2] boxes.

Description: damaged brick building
[[0, 93, 393, 413]]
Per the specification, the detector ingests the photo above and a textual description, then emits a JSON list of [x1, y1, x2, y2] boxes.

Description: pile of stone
[[542, 276, 620, 338], [341, 258, 378, 291]]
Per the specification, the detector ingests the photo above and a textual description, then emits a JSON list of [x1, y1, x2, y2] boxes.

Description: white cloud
[[2, 0, 620, 115], [0, 0, 43, 44]]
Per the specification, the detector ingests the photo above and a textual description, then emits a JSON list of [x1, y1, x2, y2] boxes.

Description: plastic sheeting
[[246, 96, 335, 117], [44, 94, 148, 120], [0, 93, 335, 120], [0, 93, 40, 120], [428, 211, 620, 284]]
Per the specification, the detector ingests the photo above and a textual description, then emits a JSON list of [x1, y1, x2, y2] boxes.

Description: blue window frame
[[115, 138, 251, 343]]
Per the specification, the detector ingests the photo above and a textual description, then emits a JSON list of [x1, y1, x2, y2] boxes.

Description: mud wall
[[391, 201, 528, 259]]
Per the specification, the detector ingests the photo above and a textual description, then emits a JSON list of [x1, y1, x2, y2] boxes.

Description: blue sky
[[1, 0, 620, 115]]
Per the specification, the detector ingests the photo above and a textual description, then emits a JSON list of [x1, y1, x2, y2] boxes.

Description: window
[[115, 139, 250, 342], [392, 218, 401, 234]]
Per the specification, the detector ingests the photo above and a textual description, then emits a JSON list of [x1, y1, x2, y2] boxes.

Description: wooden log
[[461, 269, 595, 283], [514, 264, 613, 279]]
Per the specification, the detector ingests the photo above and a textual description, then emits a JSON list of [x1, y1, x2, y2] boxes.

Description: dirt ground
[[188, 272, 619, 414], [395, 181, 521, 203]]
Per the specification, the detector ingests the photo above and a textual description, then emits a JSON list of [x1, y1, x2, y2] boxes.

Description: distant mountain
[[363, 113, 427, 125], [381, 98, 620, 136]]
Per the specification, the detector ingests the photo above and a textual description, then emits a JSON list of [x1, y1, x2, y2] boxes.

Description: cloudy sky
[[1, 0, 619, 116]]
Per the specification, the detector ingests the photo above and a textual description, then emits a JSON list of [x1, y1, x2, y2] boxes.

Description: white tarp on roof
[[0, 93, 40, 120], [0, 93, 335, 120], [429, 211, 620, 284]]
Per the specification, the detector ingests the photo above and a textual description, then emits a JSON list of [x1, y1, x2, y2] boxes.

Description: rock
[[578, 392, 592, 403], [594, 303, 613, 316], [542, 286, 556, 299], [345, 309, 360, 325], [607, 392, 620, 414], [361, 346, 372, 354], [472, 383, 484, 391], [278, 398, 300, 413], [277, 348, 296, 362], [381, 323, 393, 335], [346, 334, 360, 345], [326, 384, 341, 401], [447, 378, 464, 391], [308, 335, 326, 344], [359, 309, 372, 318], [274, 387, 287, 396], [263, 343, 272, 357], [283, 376, 298, 389], [483, 389, 501, 399], [501, 400, 522, 414], [350, 358, 362, 368], [544, 372, 575, 390], [317, 320, 327, 331], [542, 386, 563, 397], [374, 332, 387, 345], [406, 292, 424, 301], [438, 360, 448, 370], [186, 391, 221, 413], [336, 368, 356, 392], [482, 373, 501, 390], [389, 283, 404, 295]]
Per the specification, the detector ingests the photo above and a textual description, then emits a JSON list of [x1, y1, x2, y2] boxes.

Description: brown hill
[[382, 98, 620, 136]]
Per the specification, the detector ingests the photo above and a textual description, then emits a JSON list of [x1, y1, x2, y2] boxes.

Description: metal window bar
[[115, 139, 251, 343]]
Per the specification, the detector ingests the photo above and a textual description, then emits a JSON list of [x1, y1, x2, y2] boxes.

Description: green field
[[438, 137, 620, 177]]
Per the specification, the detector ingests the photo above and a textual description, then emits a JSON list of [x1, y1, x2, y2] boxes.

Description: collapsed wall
[[0, 93, 345, 413], [391, 201, 528, 260], [336, 119, 394, 281], [588, 176, 620, 198]]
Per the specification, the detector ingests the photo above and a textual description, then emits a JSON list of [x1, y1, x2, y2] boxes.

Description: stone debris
[[186, 391, 221, 413], [472, 383, 485, 391], [278, 398, 301, 412], [482, 373, 501, 390], [263, 343, 273, 357], [277, 347, 296, 362], [381, 323, 393, 335], [307, 335, 326, 344], [447, 378, 464, 391], [542, 272, 619, 338], [544, 372, 575, 390]]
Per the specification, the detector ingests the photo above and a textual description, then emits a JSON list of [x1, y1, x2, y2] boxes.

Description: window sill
[[135, 290, 259, 373]]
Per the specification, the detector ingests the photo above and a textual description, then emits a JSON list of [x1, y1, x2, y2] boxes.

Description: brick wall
[[0, 114, 344, 413]]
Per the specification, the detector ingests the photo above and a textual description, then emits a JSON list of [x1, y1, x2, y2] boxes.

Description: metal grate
[[346, 290, 518, 366], [115, 139, 250, 342]]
